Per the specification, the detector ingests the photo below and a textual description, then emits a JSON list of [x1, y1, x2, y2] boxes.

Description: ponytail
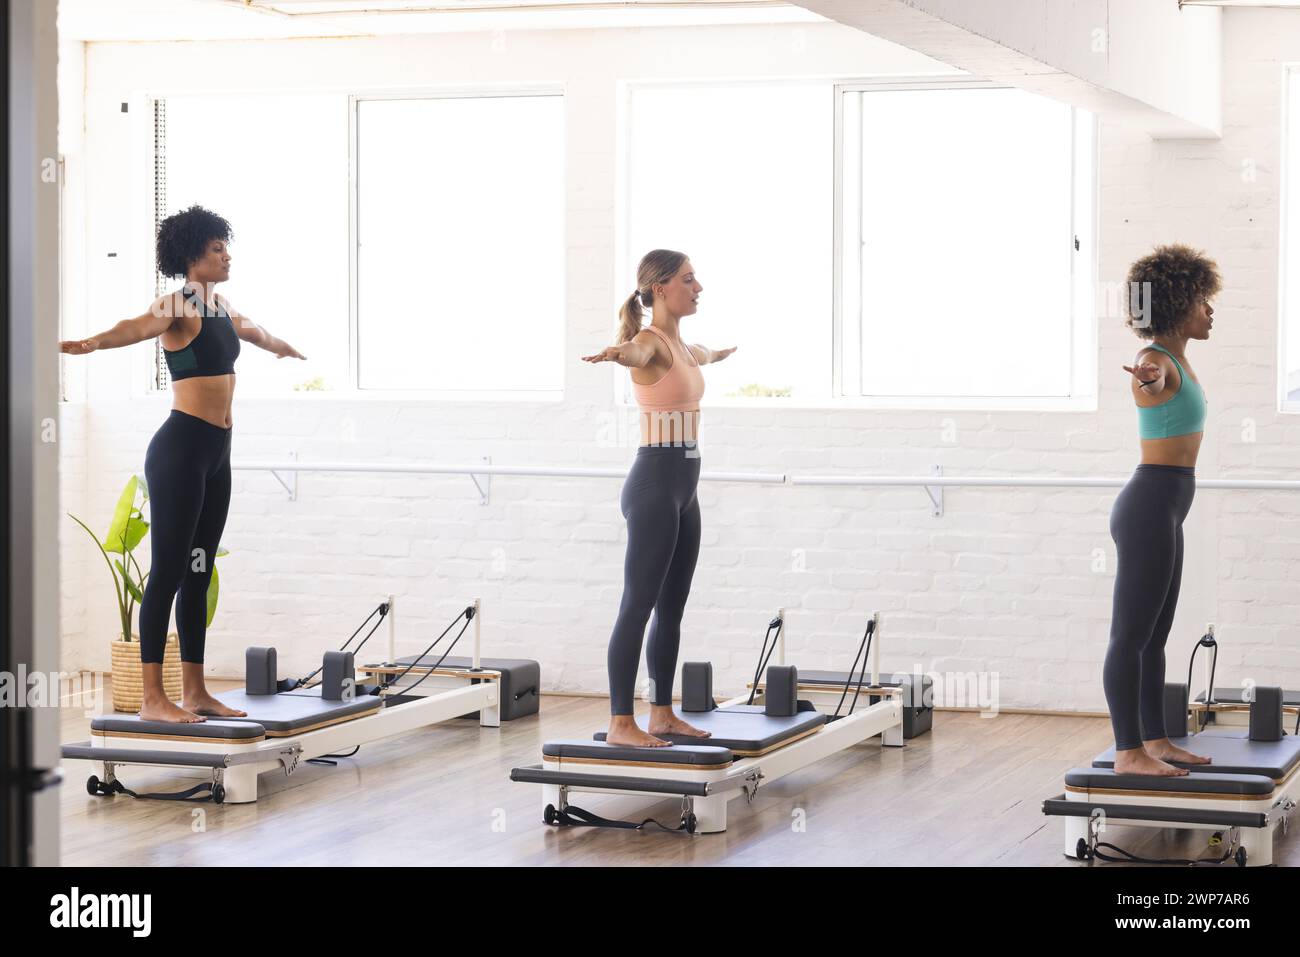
[[617, 289, 647, 344]]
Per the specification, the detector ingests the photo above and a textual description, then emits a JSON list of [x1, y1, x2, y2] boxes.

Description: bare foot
[[139, 698, 206, 724], [1145, 739, 1212, 766], [182, 693, 247, 718], [648, 714, 712, 739], [606, 717, 671, 749], [1113, 748, 1189, 777]]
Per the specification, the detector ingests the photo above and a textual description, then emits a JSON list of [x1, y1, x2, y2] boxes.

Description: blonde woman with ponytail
[[582, 250, 736, 748]]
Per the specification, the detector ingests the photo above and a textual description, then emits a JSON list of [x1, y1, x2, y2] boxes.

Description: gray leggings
[[1103, 464, 1196, 750], [607, 444, 702, 715]]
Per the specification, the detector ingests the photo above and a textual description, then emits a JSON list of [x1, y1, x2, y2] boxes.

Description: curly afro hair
[[1124, 243, 1222, 339], [155, 205, 233, 279]]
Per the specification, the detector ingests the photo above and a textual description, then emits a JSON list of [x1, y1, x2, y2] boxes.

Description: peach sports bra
[[631, 324, 705, 414]]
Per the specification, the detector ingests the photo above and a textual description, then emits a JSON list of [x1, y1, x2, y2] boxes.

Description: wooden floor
[[57, 682, 1298, 867]]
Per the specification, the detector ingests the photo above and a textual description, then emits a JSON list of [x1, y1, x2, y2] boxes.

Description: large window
[[157, 90, 565, 396], [162, 94, 350, 396], [621, 79, 1094, 408], [623, 81, 833, 403], [839, 82, 1093, 402], [355, 93, 565, 392]]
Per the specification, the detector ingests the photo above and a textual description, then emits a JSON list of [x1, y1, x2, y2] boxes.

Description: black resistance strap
[[379, 605, 477, 697], [831, 617, 876, 720], [746, 616, 784, 706], [294, 601, 391, 689]]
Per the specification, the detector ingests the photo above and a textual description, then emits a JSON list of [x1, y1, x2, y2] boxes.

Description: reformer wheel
[[683, 812, 698, 834], [1074, 838, 1089, 861], [1235, 847, 1247, 867], [211, 784, 226, 805], [86, 775, 101, 796], [543, 804, 558, 826]]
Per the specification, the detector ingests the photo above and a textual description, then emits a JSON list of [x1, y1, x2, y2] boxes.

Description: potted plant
[[69, 475, 228, 712]]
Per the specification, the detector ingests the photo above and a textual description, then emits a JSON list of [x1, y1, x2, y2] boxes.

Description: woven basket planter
[[110, 634, 182, 713]]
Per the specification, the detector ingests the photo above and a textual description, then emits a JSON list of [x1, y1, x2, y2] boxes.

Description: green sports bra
[[1136, 343, 1207, 439]]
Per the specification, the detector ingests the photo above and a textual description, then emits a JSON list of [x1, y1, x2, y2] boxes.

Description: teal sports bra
[[1136, 343, 1206, 439]]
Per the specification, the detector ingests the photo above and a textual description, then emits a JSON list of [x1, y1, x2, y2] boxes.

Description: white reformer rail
[[234, 459, 1300, 514]]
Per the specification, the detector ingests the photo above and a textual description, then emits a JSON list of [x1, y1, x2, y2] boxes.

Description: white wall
[[57, 15, 1300, 714]]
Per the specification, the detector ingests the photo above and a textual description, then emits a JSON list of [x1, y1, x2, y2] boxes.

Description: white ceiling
[[58, 0, 827, 42], [1179, 1, 1300, 6]]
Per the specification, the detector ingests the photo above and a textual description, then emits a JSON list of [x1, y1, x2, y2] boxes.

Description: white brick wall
[[57, 15, 1300, 713]]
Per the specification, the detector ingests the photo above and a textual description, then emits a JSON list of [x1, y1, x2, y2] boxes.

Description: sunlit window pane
[[625, 83, 832, 402], [164, 94, 349, 395], [356, 95, 565, 392], [847, 87, 1076, 397]]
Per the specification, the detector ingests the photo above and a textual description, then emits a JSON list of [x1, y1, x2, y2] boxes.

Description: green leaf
[[206, 563, 220, 628], [116, 559, 143, 603], [68, 511, 132, 642], [104, 476, 148, 554], [215, 546, 230, 558]]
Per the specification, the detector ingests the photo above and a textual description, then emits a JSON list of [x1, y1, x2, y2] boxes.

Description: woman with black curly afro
[[1104, 242, 1220, 776], [60, 205, 305, 723]]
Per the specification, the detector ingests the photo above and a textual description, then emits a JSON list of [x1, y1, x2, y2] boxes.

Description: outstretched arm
[[221, 297, 306, 360], [581, 331, 659, 368], [59, 299, 175, 354], [687, 343, 737, 365]]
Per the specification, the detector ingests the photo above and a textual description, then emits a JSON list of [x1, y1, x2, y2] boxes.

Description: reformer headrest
[[245, 647, 278, 696], [321, 650, 357, 702], [1249, 685, 1284, 742], [681, 661, 716, 713], [764, 665, 798, 718], [1163, 682, 1189, 738]]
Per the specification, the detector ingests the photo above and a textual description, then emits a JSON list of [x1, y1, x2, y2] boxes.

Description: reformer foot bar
[[63, 598, 532, 804], [1043, 682, 1300, 867], [511, 611, 907, 834]]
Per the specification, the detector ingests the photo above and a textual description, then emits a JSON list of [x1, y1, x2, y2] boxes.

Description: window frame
[[144, 85, 569, 403], [833, 76, 1099, 411], [349, 85, 568, 399], [614, 75, 1098, 411], [614, 76, 837, 410]]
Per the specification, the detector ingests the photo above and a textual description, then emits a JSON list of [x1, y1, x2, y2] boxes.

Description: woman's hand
[[1123, 361, 1162, 391], [275, 342, 307, 360], [59, 338, 100, 355], [582, 345, 629, 365], [688, 344, 737, 365]]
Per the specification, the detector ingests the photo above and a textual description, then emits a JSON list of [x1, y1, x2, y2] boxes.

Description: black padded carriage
[[543, 740, 735, 767], [593, 704, 827, 756], [90, 716, 268, 742], [90, 688, 382, 740], [1089, 729, 1300, 781]]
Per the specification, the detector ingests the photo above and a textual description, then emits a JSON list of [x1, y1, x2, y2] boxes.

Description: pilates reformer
[[510, 610, 906, 834], [1043, 627, 1300, 866], [1181, 624, 1300, 735], [62, 597, 535, 804]]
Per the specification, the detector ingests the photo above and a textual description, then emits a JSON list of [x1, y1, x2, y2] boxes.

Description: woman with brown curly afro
[[59, 205, 306, 723], [1105, 243, 1220, 776]]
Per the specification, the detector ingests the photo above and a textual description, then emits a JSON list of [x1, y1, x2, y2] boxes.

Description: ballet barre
[[234, 459, 1300, 514]]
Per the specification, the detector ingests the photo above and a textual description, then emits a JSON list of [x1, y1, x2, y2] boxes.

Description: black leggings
[[607, 444, 702, 715], [1103, 464, 1196, 750], [138, 410, 233, 665]]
